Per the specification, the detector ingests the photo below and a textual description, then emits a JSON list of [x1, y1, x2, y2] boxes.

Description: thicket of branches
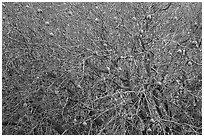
[[2, 2, 202, 135]]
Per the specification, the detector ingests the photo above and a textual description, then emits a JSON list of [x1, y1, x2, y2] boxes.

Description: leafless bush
[[2, 2, 202, 135]]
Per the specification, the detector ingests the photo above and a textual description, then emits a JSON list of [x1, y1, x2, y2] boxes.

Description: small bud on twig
[[37, 9, 43, 13], [45, 21, 50, 26], [82, 121, 87, 126], [49, 32, 54, 37]]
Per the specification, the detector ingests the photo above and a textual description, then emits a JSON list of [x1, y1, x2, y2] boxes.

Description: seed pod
[[163, 101, 170, 115], [144, 61, 151, 76], [148, 51, 154, 61], [156, 106, 163, 118]]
